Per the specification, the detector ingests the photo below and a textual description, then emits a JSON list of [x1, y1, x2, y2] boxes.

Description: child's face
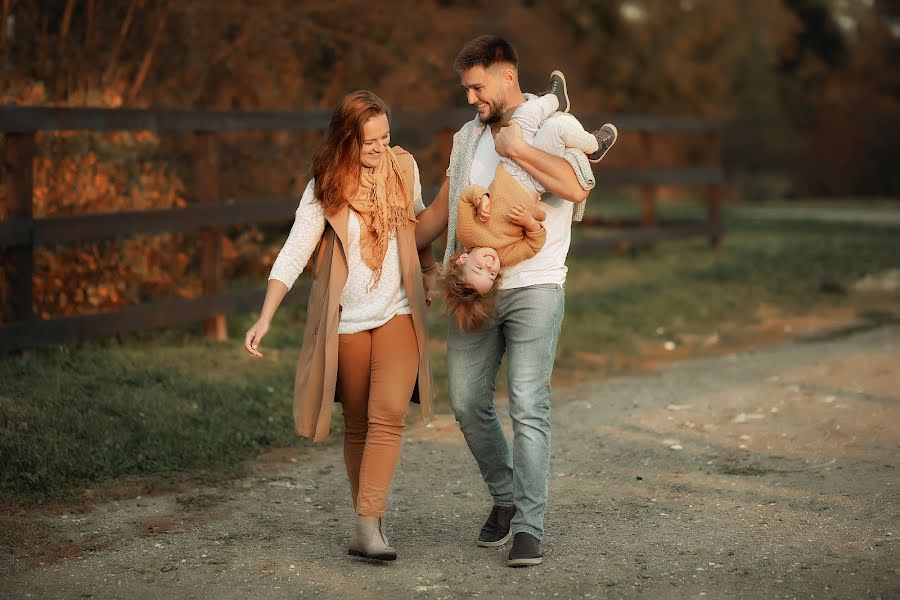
[[457, 247, 501, 294]]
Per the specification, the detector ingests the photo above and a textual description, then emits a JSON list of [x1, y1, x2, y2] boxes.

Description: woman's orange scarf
[[346, 146, 413, 290]]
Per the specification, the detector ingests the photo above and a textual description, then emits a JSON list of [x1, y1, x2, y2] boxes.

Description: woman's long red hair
[[311, 90, 390, 215]]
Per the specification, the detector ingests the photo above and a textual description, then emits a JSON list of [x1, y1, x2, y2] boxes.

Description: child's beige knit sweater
[[456, 163, 547, 268]]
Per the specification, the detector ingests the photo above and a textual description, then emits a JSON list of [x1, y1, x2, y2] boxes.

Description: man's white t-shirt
[[469, 127, 573, 290]]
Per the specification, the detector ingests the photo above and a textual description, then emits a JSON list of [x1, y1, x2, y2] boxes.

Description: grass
[[0, 328, 302, 500], [2, 198, 898, 501]]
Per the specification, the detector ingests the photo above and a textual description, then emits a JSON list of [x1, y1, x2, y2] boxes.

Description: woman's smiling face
[[359, 113, 390, 169]]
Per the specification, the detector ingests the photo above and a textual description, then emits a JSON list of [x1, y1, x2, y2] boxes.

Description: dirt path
[[1, 323, 898, 599]]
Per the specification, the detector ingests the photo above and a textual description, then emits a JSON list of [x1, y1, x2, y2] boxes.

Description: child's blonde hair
[[441, 252, 503, 332]]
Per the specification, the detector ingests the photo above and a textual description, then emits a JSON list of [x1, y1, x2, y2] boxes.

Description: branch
[[0, 0, 10, 56], [209, 20, 255, 67], [84, 0, 95, 45], [75, 0, 99, 98], [103, 0, 140, 84], [126, 6, 167, 102], [59, 0, 76, 42]]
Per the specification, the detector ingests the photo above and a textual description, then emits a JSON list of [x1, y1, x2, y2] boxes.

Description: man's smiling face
[[460, 64, 511, 125]]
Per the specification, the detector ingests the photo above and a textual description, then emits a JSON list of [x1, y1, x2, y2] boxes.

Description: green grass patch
[[2, 201, 898, 501], [0, 318, 309, 502], [559, 205, 899, 364]]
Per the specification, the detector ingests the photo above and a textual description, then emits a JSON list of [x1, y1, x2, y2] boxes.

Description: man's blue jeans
[[447, 283, 565, 540]]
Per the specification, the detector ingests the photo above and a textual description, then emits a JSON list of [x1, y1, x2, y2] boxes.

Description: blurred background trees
[[4, 0, 897, 194], [1, 0, 898, 318]]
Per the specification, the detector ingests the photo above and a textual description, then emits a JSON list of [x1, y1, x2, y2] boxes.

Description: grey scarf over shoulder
[[442, 108, 596, 267]]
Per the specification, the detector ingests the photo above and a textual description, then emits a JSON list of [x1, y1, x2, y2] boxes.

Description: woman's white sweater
[[268, 161, 425, 335]]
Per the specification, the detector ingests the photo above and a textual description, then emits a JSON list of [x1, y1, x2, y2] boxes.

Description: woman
[[243, 90, 436, 561]]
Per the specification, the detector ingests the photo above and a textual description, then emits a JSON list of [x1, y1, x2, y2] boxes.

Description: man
[[416, 35, 599, 567]]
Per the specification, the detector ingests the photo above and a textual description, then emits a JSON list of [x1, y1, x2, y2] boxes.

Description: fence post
[[639, 130, 657, 228], [193, 131, 226, 340], [2, 132, 36, 323], [707, 129, 722, 248]]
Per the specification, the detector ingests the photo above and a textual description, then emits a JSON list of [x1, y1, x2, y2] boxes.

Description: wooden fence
[[0, 106, 723, 352]]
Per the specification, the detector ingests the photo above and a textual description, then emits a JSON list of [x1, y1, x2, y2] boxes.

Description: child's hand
[[477, 194, 492, 222], [507, 204, 539, 231]]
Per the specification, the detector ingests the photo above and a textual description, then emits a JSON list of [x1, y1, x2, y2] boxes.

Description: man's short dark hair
[[453, 35, 518, 73]]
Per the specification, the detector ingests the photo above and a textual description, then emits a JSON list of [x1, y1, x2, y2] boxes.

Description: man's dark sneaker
[[477, 505, 517, 547], [588, 123, 618, 163], [507, 532, 543, 567], [547, 70, 570, 113]]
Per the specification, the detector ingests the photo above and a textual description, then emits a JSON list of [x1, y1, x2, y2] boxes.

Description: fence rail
[[1, 106, 724, 352], [0, 106, 721, 134]]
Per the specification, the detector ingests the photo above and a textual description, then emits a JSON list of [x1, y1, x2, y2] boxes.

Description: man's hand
[[493, 119, 590, 202], [493, 121, 526, 159]]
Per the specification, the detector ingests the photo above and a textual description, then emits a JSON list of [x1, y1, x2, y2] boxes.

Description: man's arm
[[415, 177, 450, 250], [494, 122, 589, 203]]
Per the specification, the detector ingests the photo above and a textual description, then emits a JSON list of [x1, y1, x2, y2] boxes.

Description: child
[[498, 70, 618, 196], [443, 71, 618, 331]]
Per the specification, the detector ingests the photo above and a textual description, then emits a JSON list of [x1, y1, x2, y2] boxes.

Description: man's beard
[[480, 101, 506, 125]]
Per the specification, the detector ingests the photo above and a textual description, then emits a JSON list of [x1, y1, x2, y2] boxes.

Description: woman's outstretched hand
[[244, 319, 270, 358]]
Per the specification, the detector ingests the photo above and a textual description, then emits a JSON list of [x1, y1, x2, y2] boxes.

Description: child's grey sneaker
[[548, 70, 570, 113], [507, 532, 543, 567], [588, 123, 618, 163]]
